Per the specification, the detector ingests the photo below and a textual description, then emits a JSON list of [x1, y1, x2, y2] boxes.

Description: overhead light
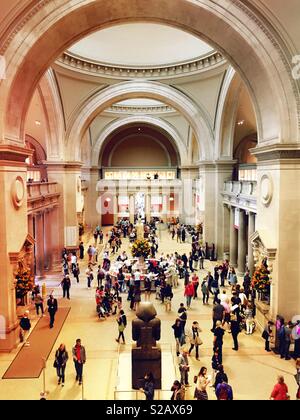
[[237, 120, 245, 126], [105, 198, 111, 202], [35, 120, 41, 126], [137, 128, 141, 131], [169, 197, 174, 201]]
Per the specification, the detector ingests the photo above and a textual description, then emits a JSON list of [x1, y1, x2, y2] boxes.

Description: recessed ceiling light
[[237, 120, 245, 126], [35, 120, 41, 126], [105, 198, 111, 202]]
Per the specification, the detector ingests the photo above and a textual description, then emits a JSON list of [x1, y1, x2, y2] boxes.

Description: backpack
[[218, 383, 229, 400]]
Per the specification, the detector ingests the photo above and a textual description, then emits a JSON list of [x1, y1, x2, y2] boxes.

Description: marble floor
[[0, 226, 298, 400]]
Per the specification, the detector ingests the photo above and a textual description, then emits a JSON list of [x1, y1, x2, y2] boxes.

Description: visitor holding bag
[[53, 344, 68, 386], [188, 321, 202, 360]]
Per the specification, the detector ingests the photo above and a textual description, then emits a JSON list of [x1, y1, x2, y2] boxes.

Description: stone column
[[162, 194, 168, 222], [198, 161, 236, 257], [237, 209, 247, 275], [247, 212, 256, 275], [145, 193, 151, 222], [43, 209, 53, 272], [113, 194, 119, 225], [253, 147, 300, 320], [47, 162, 82, 249], [229, 206, 238, 267], [84, 166, 100, 229], [129, 194, 135, 224], [35, 212, 45, 279], [181, 167, 197, 225], [0, 145, 31, 350], [222, 204, 230, 258]]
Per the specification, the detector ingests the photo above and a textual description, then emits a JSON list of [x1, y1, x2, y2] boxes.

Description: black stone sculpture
[[132, 302, 161, 389]]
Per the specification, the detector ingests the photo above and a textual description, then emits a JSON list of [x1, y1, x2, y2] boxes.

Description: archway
[[66, 81, 213, 161], [1, 0, 299, 151], [91, 116, 188, 167]]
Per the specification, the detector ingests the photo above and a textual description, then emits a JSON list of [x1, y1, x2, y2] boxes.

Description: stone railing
[[27, 182, 60, 214], [222, 180, 257, 212]]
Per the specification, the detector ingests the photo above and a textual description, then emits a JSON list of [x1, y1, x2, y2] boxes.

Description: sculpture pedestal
[[132, 347, 161, 389]]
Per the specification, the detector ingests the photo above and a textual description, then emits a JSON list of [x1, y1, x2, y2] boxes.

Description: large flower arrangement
[[131, 239, 151, 258], [15, 263, 34, 303], [251, 258, 270, 295]]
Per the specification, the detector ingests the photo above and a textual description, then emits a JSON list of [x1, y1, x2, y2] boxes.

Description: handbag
[[194, 375, 198, 384], [196, 336, 203, 346], [53, 360, 58, 368]]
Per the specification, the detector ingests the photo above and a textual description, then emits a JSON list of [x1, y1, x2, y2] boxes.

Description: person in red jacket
[[270, 376, 289, 400], [184, 281, 194, 309]]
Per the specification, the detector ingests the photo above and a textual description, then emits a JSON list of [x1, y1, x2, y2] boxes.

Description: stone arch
[[67, 81, 213, 161], [214, 67, 243, 160], [1, 0, 299, 149], [36, 69, 65, 161], [91, 116, 188, 167]]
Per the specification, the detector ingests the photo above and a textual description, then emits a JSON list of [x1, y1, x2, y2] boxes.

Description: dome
[[68, 23, 214, 67]]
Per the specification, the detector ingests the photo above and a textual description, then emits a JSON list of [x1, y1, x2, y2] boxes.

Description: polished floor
[[0, 226, 298, 400]]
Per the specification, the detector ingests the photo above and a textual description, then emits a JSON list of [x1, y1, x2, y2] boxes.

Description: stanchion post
[[40, 358, 49, 398]]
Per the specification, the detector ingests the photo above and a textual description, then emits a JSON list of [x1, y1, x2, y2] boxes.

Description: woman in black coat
[[140, 372, 155, 400]]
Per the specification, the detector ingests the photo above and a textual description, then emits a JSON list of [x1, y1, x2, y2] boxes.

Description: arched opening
[[1, 0, 298, 150]]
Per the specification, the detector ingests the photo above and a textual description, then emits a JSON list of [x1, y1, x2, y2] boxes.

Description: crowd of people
[[19, 216, 300, 400]]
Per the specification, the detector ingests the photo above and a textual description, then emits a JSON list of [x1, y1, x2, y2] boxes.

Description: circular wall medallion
[[260, 174, 273, 206], [11, 176, 25, 208]]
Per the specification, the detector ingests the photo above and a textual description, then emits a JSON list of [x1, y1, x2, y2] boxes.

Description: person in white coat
[[187, 321, 202, 360]]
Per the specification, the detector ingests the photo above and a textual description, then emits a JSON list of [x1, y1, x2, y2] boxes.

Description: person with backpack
[[216, 378, 233, 400], [116, 310, 127, 344]]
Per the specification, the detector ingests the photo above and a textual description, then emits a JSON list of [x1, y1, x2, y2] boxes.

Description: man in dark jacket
[[61, 275, 71, 299], [47, 295, 58, 328], [19, 311, 31, 345]]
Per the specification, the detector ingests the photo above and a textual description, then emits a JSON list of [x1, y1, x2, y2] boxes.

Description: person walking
[[191, 273, 199, 299], [172, 318, 183, 356], [179, 349, 190, 386], [116, 310, 127, 344], [140, 372, 155, 401], [184, 281, 194, 309], [230, 313, 240, 351], [216, 378, 233, 400], [47, 295, 58, 329], [244, 303, 254, 335], [33, 293, 44, 316], [194, 367, 210, 400], [19, 311, 31, 345], [79, 242, 84, 259], [270, 376, 289, 400], [213, 321, 225, 363], [54, 344, 68, 386], [188, 321, 202, 360], [262, 321, 274, 352], [171, 380, 185, 400], [72, 264, 80, 284], [178, 303, 187, 343], [61, 275, 71, 299], [201, 278, 209, 305], [211, 299, 225, 332], [283, 321, 293, 360], [72, 339, 86, 385]]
